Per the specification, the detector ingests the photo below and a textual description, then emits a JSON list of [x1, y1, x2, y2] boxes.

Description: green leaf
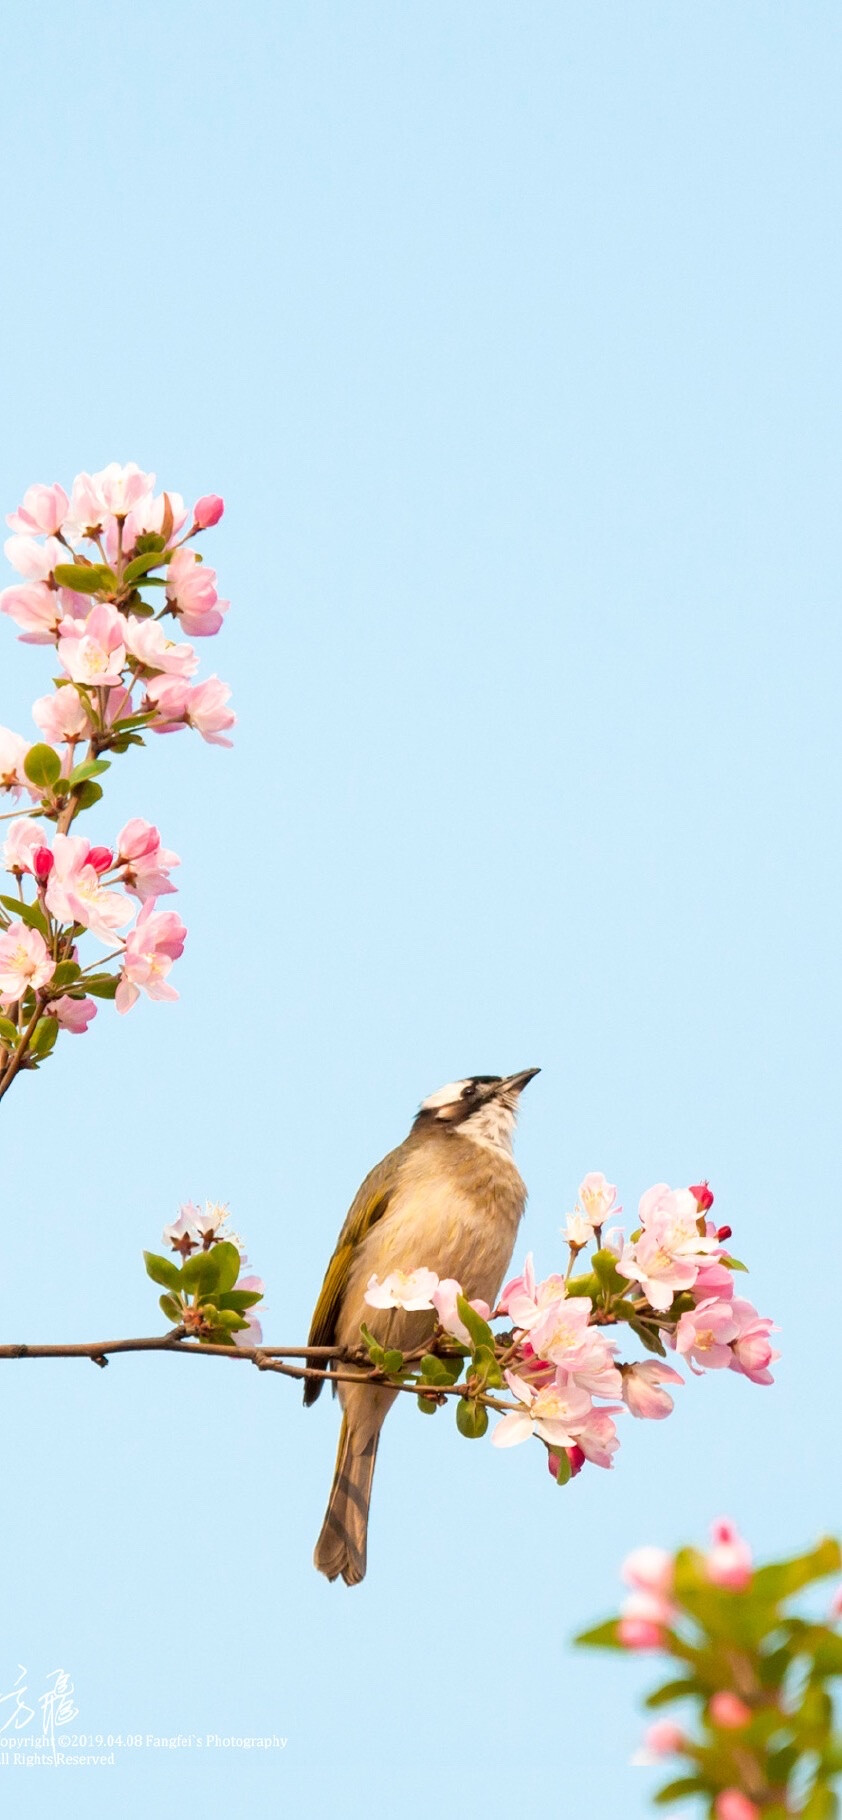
[[53, 562, 117, 594], [382, 1348, 404, 1374], [123, 551, 167, 584], [645, 1677, 703, 1709], [144, 1251, 183, 1292], [455, 1397, 489, 1439], [73, 780, 104, 813], [653, 1778, 707, 1805], [49, 959, 81, 989], [753, 1539, 842, 1604], [81, 973, 118, 999], [721, 1254, 748, 1272], [159, 1293, 183, 1324], [628, 1316, 667, 1358], [359, 1322, 386, 1366], [591, 1248, 625, 1296], [802, 1787, 840, 1820], [566, 1272, 599, 1298], [416, 1392, 439, 1414], [181, 1241, 241, 1299], [23, 743, 61, 789], [0, 896, 50, 937], [132, 533, 167, 555], [555, 1449, 572, 1485], [29, 1016, 58, 1057], [419, 1352, 463, 1387], [574, 1619, 624, 1650], [470, 1342, 504, 1389], [455, 1294, 495, 1353], [0, 1016, 17, 1047], [215, 1290, 263, 1312], [812, 1634, 842, 1678], [67, 758, 110, 788]]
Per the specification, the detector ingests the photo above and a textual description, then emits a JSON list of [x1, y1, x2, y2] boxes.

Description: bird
[[305, 1068, 539, 1585]]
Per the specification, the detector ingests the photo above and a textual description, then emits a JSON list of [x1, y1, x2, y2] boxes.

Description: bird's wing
[[303, 1150, 400, 1406]]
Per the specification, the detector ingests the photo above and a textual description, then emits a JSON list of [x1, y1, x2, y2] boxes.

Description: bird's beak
[[501, 1067, 541, 1095]]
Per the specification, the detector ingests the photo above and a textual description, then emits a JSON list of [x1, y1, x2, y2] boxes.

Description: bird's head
[[412, 1069, 540, 1156]]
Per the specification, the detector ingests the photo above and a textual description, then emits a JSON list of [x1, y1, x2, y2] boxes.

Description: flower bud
[[705, 1518, 752, 1590], [617, 1617, 663, 1650], [714, 1794, 760, 1820], [709, 1691, 752, 1729], [690, 1181, 714, 1212], [192, 494, 224, 529], [88, 846, 113, 874], [716, 1224, 732, 1242], [641, 1720, 685, 1757], [32, 846, 54, 882]]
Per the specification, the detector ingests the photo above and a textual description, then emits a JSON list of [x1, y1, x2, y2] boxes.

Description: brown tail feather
[[314, 1414, 379, 1586]]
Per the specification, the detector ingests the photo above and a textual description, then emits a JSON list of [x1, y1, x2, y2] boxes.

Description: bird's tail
[[314, 1413, 379, 1586]]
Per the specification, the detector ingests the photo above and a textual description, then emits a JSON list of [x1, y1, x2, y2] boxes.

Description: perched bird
[[306, 1069, 539, 1585]]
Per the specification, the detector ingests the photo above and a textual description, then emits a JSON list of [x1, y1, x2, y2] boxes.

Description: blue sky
[[0, 3, 840, 1815]]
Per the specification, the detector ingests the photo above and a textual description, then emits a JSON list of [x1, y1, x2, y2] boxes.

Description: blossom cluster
[[0, 464, 232, 1093], [363, 1173, 778, 1480], [144, 1201, 265, 1347], [577, 1525, 842, 1819]]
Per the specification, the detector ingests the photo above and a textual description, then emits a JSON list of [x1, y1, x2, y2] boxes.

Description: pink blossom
[[617, 1229, 702, 1312], [620, 1589, 676, 1639], [621, 1359, 684, 1419], [0, 581, 61, 644], [575, 1406, 621, 1468], [122, 615, 198, 677], [690, 1180, 715, 1212], [693, 1259, 736, 1301], [192, 494, 224, 529], [89, 462, 155, 519], [528, 1290, 594, 1366], [87, 847, 113, 874], [7, 483, 69, 537], [32, 684, 90, 743], [364, 1268, 439, 1311], [166, 547, 229, 637], [562, 1211, 593, 1247], [4, 533, 65, 580], [146, 674, 235, 745], [116, 819, 180, 901], [709, 1692, 752, 1729], [633, 1720, 686, 1763], [45, 833, 133, 942], [577, 1171, 621, 1227], [728, 1299, 779, 1385], [714, 1793, 760, 1820], [622, 1546, 675, 1595], [492, 1368, 593, 1449], [675, 1297, 739, 1372], [0, 728, 34, 798], [618, 1185, 719, 1312], [705, 1519, 752, 1590], [119, 489, 188, 554], [498, 1254, 567, 1329], [431, 1277, 492, 1343], [163, 1202, 203, 1254], [232, 1273, 265, 1348], [115, 900, 187, 1014], [0, 921, 54, 996], [3, 817, 46, 874], [52, 994, 97, 1033], [58, 603, 126, 688]]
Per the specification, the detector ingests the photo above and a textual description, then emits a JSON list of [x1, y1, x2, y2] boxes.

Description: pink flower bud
[[717, 1224, 732, 1241], [192, 494, 224, 529], [32, 846, 54, 882], [714, 1793, 760, 1820], [709, 1691, 752, 1729], [641, 1720, 685, 1757], [617, 1617, 663, 1650], [567, 1444, 585, 1477], [690, 1181, 714, 1211], [88, 846, 113, 874], [706, 1518, 752, 1590]]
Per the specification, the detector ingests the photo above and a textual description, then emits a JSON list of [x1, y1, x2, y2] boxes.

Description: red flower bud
[[716, 1225, 732, 1242], [32, 847, 54, 882], [567, 1445, 585, 1477], [690, 1181, 714, 1212], [88, 847, 113, 874], [192, 494, 224, 529]]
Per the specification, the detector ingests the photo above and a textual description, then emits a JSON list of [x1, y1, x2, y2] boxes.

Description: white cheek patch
[[421, 1079, 470, 1112], [460, 1099, 517, 1155]]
